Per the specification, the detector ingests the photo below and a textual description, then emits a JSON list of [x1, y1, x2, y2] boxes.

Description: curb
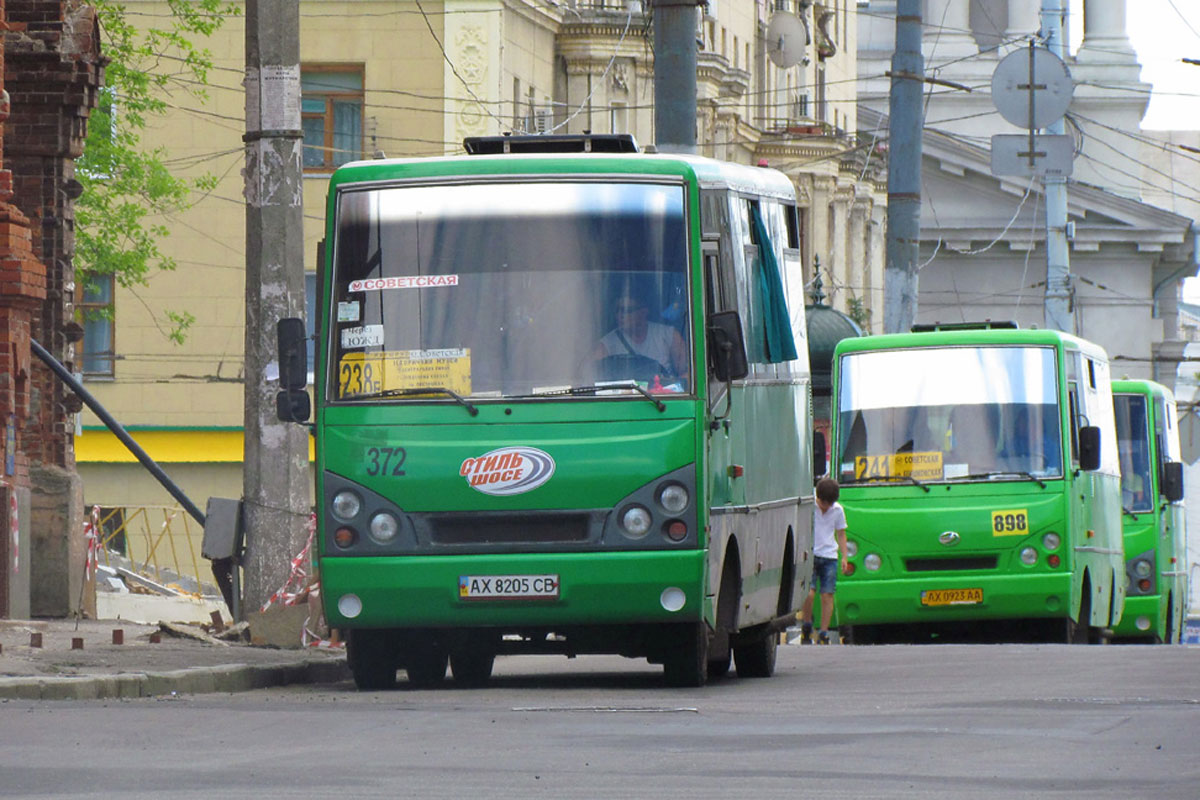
[[0, 657, 349, 701]]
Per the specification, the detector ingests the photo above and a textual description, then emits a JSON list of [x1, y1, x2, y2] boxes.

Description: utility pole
[[654, 0, 699, 154], [1041, 0, 1073, 333], [884, 0, 924, 334], [242, 0, 310, 614]]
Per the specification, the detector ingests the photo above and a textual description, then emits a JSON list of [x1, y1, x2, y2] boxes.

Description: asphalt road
[[2, 643, 1197, 799]]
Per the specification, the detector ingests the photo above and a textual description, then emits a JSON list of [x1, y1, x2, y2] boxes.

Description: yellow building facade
[[78, 0, 885, 513]]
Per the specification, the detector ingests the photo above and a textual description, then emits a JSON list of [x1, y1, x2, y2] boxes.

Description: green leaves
[[76, 0, 239, 344]]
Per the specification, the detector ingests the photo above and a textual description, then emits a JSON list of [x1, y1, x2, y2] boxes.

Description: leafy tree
[[76, 0, 238, 344]]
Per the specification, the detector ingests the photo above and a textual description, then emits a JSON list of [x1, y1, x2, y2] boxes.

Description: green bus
[[1112, 379, 1188, 643], [277, 134, 819, 688], [830, 323, 1125, 643]]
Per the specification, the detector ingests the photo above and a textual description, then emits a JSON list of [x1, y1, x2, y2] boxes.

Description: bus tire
[[405, 643, 448, 688], [348, 630, 399, 691], [733, 631, 777, 678], [708, 550, 740, 680], [664, 622, 708, 688], [450, 649, 495, 687], [1067, 581, 1092, 644]]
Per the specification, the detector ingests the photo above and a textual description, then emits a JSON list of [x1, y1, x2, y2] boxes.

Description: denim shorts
[[813, 555, 838, 594]]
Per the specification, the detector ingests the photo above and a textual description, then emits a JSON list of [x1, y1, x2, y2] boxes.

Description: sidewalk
[[0, 617, 348, 701]]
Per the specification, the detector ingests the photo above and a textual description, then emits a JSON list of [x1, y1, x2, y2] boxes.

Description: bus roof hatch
[[911, 320, 1019, 333], [463, 133, 640, 155]]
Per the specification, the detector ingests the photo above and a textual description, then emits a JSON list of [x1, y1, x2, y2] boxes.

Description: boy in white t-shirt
[[799, 478, 849, 645]]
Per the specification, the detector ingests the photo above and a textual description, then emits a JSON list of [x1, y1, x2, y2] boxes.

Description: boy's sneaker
[[816, 631, 831, 645]]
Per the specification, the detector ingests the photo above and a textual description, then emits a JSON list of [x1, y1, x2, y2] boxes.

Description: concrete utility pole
[[242, 0, 310, 615], [1041, 0, 1074, 333], [884, 0, 925, 334], [653, 0, 699, 154]]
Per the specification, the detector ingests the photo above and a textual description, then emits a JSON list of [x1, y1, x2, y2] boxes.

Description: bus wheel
[[733, 631, 778, 678], [707, 650, 732, 679], [664, 623, 708, 688], [1066, 586, 1091, 644], [450, 649, 495, 687], [348, 630, 399, 691], [405, 644, 448, 688]]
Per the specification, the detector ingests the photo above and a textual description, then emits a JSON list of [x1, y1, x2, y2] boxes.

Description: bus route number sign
[[855, 452, 943, 481], [990, 508, 1029, 536]]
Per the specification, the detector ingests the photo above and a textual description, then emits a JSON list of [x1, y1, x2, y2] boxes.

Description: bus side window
[[1068, 384, 1080, 464]]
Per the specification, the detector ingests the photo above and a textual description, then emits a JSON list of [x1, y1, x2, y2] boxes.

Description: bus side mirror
[[1078, 425, 1101, 471], [813, 431, 827, 480], [276, 317, 310, 423], [1162, 460, 1184, 503], [708, 310, 749, 382]]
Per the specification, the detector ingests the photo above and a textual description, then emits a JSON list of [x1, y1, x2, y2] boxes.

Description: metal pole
[[654, 0, 699, 154], [1042, 0, 1073, 333], [28, 338, 205, 526], [243, 0, 311, 613], [884, 0, 925, 334]]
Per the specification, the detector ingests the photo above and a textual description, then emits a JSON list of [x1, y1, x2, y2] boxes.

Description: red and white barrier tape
[[259, 513, 317, 612], [82, 504, 100, 578]]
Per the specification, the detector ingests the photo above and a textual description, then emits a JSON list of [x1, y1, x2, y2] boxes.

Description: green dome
[[806, 304, 863, 393]]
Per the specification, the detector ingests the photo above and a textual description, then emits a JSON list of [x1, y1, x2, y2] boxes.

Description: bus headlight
[[1133, 558, 1153, 578], [1020, 547, 1038, 565], [863, 553, 881, 571], [657, 483, 689, 513], [620, 505, 653, 538], [369, 512, 399, 544], [331, 490, 362, 521], [1042, 532, 1060, 551], [846, 540, 859, 558]]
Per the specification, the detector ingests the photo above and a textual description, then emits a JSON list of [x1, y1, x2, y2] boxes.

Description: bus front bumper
[[837, 572, 1074, 626], [320, 549, 706, 629], [1111, 594, 1165, 639]]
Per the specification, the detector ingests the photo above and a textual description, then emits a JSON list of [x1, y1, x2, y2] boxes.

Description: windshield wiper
[[953, 471, 1047, 489], [352, 386, 478, 416], [1122, 506, 1140, 521], [848, 475, 930, 492], [522, 383, 666, 412]]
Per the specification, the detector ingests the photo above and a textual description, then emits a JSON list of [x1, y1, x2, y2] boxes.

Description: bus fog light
[[333, 526, 357, 549], [660, 587, 686, 612], [845, 540, 858, 558], [658, 483, 689, 513], [1020, 547, 1037, 565], [369, 512, 399, 544], [338, 594, 363, 619], [1042, 532, 1060, 551], [1135, 615, 1152, 631], [331, 490, 362, 521], [620, 505, 653, 538], [863, 553, 881, 571]]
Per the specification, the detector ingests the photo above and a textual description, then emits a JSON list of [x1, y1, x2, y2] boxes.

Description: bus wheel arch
[[708, 542, 742, 679], [776, 527, 797, 618]]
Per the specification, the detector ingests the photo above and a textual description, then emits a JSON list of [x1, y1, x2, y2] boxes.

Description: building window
[[78, 274, 115, 377], [302, 67, 364, 171]]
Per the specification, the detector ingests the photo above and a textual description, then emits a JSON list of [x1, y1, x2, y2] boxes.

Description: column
[[1004, 0, 1042, 44], [923, 0, 978, 61], [1076, 0, 1137, 62]]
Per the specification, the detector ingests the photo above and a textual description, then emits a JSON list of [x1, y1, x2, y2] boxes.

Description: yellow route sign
[[855, 451, 944, 481], [339, 349, 471, 398]]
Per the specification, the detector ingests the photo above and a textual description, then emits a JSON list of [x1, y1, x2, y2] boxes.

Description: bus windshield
[[1114, 394, 1154, 512], [837, 345, 1064, 483], [329, 180, 691, 401]]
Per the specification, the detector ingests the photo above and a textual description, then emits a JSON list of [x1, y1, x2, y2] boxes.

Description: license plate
[[920, 588, 983, 606], [459, 574, 560, 601]]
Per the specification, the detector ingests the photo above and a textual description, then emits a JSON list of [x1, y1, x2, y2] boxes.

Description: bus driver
[[592, 292, 689, 383]]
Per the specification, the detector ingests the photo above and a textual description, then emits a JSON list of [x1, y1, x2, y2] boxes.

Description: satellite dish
[[766, 12, 807, 69]]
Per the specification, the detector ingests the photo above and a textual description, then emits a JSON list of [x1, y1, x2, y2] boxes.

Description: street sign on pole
[[990, 133, 1074, 177], [991, 44, 1073, 130]]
